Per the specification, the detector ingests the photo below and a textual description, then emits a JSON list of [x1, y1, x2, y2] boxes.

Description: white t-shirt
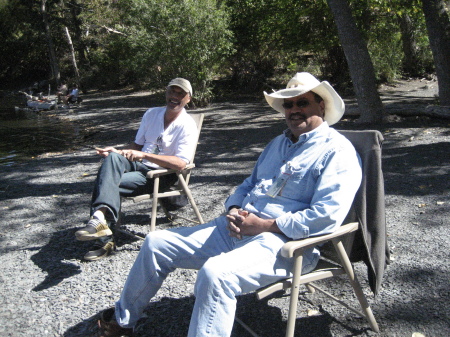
[[134, 107, 198, 168]]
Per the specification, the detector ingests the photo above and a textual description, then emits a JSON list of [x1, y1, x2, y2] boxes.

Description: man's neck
[[164, 108, 183, 129]]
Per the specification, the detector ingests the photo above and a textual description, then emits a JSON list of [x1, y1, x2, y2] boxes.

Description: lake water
[[0, 110, 78, 166]]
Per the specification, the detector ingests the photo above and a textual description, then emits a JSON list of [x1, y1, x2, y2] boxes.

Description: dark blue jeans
[[90, 152, 177, 223]]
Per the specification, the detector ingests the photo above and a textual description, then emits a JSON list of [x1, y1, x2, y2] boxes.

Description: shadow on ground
[[63, 292, 373, 337]]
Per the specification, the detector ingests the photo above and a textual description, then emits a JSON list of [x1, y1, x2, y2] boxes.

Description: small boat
[[27, 99, 56, 110]]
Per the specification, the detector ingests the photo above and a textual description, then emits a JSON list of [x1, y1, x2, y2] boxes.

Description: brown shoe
[[84, 241, 116, 261], [75, 217, 112, 241], [98, 307, 134, 337]]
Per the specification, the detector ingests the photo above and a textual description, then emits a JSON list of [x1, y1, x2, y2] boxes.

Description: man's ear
[[319, 100, 325, 117]]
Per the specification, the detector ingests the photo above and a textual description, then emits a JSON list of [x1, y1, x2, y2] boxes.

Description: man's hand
[[95, 146, 120, 158], [121, 149, 145, 162], [95, 147, 144, 162], [226, 208, 248, 239], [226, 208, 280, 239]]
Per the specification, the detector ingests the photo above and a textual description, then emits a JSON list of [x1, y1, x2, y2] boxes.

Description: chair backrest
[[178, 113, 204, 186], [188, 113, 204, 163]]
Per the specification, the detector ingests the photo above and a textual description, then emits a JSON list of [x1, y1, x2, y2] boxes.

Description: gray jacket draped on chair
[[339, 130, 390, 296]]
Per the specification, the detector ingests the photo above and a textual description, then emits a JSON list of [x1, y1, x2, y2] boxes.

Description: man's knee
[[106, 151, 122, 161], [101, 152, 125, 168], [142, 231, 172, 254], [196, 258, 240, 297]]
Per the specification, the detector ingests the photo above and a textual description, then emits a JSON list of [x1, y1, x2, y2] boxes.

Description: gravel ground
[[0, 79, 449, 336]]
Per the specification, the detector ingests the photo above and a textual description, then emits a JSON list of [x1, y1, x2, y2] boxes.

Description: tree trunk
[[68, 1, 90, 72], [41, 0, 61, 85], [398, 13, 420, 77], [326, 0, 385, 123], [421, 0, 450, 105], [64, 26, 80, 84]]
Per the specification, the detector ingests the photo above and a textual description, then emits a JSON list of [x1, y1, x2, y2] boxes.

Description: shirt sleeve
[[224, 171, 257, 210], [134, 109, 152, 146], [173, 116, 198, 164], [224, 143, 272, 210], [275, 148, 362, 240]]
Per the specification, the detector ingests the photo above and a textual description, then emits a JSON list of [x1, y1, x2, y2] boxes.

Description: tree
[[326, 0, 385, 123], [0, 0, 53, 89], [398, 12, 420, 76], [421, 0, 450, 105], [41, 0, 60, 83]]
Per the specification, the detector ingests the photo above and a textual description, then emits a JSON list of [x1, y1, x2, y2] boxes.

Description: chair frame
[[256, 222, 379, 337], [119, 113, 205, 237]]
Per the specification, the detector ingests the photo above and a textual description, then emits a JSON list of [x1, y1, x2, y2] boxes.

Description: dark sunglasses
[[282, 99, 310, 109]]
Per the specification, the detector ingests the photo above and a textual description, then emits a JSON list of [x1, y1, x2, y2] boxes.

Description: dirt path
[[0, 79, 449, 336]]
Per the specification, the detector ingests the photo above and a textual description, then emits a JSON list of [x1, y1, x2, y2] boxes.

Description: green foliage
[[0, 0, 50, 89], [83, 0, 234, 104], [226, 0, 355, 90], [0, 0, 439, 98], [349, 0, 433, 80]]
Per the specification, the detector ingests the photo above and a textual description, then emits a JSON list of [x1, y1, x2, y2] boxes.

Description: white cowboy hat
[[264, 72, 345, 125]]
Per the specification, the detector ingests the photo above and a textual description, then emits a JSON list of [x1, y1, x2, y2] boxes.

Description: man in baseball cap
[[74, 77, 197, 261]]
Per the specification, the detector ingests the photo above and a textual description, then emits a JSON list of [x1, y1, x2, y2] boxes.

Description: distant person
[[62, 84, 79, 106], [56, 82, 68, 103], [31, 82, 39, 96], [96, 72, 362, 337], [74, 78, 198, 261]]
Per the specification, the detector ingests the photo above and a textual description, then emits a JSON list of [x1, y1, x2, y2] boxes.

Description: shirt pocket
[[280, 165, 308, 199]]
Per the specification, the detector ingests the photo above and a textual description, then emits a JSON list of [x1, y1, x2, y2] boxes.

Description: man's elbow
[[173, 161, 188, 171]]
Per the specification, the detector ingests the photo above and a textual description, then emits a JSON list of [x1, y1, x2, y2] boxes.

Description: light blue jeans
[[115, 216, 319, 336]]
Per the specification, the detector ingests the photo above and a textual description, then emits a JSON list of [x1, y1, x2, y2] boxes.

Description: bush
[[84, 0, 233, 105]]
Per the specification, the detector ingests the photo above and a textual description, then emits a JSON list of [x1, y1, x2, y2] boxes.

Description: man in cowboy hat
[[74, 78, 198, 261], [97, 72, 362, 337]]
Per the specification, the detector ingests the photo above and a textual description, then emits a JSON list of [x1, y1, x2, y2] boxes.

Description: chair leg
[[332, 239, 380, 333], [285, 252, 303, 337], [150, 176, 160, 232], [305, 283, 315, 294], [177, 172, 204, 224]]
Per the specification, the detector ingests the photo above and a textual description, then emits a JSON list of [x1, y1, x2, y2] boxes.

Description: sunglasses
[[282, 99, 310, 110]]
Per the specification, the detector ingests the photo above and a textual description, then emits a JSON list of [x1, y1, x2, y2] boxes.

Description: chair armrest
[[146, 168, 173, 178], [281, 222, 359, 258], [146, 163, 196, 179]]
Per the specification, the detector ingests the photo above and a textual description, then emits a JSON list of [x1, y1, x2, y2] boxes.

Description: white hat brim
[[264, 81, 345, 126]]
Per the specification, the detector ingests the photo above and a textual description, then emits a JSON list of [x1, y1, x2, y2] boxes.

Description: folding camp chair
[[118, 113, 205, 238], [237, 130, 389, 337]]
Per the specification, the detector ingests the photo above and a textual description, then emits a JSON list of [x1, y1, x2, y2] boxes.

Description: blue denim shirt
[[225, 122, 362, 240]]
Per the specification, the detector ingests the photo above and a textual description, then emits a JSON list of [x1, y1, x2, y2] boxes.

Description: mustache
[[288, 112, 307, 120]]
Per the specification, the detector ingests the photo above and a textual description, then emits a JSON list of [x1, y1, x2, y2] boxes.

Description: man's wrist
[[269, 219, 282, 234]]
